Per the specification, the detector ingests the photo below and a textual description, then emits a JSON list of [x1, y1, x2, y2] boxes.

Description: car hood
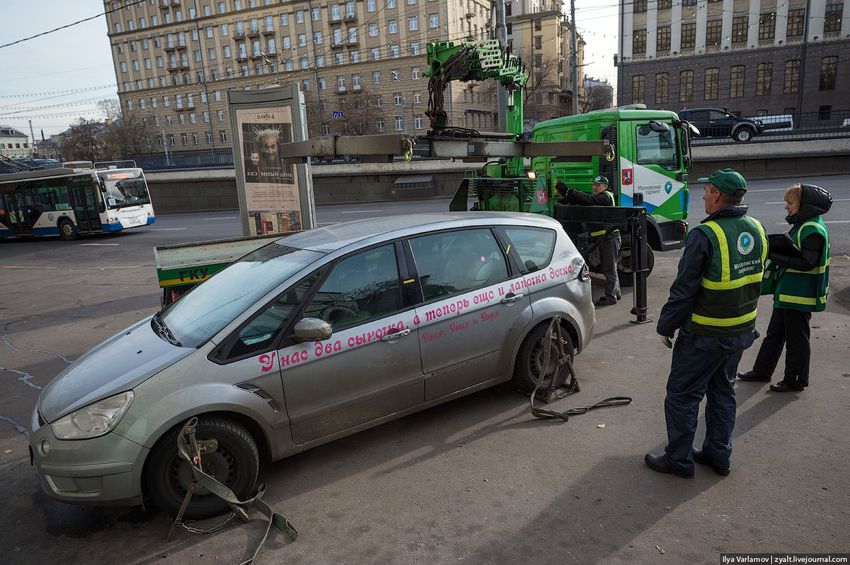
[[38, 316, 195, 423]]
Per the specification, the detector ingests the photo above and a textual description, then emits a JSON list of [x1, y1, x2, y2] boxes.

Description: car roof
[[278, 212, 559, 253]]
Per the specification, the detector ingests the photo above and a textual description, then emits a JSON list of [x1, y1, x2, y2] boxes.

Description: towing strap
[[168, 417, 298, 564], [530, 317, 632, 421]]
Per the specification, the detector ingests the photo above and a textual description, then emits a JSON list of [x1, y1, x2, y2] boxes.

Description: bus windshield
[[98, 169, 151, 208]]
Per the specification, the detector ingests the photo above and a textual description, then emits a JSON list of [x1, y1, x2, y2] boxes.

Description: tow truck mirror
[[648, 121, 670, 133]]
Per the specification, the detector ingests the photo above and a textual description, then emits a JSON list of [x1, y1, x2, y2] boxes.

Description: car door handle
[[500, 292, 523, 304], [380, 328, 411, 341]]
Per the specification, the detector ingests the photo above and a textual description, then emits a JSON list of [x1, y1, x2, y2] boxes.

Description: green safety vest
[[774, 216, 830, 312], [687, 215, 767, 336], [590, 191, 619, 239]]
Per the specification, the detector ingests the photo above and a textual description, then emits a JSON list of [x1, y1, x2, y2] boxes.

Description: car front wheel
[[144, 416, 260, 520], [733, 127, 754, 143]]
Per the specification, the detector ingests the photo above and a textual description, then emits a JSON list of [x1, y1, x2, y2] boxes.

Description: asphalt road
[[0, 173, 848, 564]]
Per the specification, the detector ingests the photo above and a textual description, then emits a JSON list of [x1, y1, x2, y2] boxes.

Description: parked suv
[[678, 108, 765, 143], [30, 212, 594, 519]]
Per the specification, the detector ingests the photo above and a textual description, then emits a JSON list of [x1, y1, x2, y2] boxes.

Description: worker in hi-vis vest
[[556, 176, 621, 306], [737, 183, 831, 392], [646, 168, 766, 479]]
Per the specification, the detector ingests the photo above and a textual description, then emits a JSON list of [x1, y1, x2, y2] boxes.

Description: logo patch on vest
[[737, 232, 755, 255]]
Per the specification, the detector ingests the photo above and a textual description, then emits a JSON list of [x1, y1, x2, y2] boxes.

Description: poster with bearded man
[[235, 106, 302, 235]]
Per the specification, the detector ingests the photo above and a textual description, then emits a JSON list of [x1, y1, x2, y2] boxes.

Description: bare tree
[[59, 118, 106, 161], [517, 47, 567, 126], [337, 88, 381, 135], [580, 79, 614, 113], [99, 99, 156, 158]]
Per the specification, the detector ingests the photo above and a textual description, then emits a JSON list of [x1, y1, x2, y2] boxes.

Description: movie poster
[[235, 106, 302, 235]]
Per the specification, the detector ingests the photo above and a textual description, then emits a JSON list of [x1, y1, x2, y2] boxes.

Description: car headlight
[[50, 391, 134, 440]]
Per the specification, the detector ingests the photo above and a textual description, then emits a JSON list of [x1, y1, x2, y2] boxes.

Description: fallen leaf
[[656, 545, 665, 554], [597, 424, 606, 429], [664, 506, 672, 511], [3, 449, 11, 454]]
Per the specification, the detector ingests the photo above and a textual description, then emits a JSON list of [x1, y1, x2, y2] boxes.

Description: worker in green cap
[[556, 175, 621, 306], [645, 168, 767, 478]]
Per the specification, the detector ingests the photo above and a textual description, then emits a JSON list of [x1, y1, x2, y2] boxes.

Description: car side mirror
[[293, 317, 332, 342], [649, 121, 669, 133]]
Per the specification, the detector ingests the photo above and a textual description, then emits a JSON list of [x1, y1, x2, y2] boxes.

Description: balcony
[[163, 41, 186, 51], [168, 62, 190, 71], [233, 30, 246, 39], [352, 83, 361, 91], [262, 27, 275, 35], [347, 37, 359, 46], [250, 51, 265, 59], [332, 40, 345, 49], [236, 53, 249, 62], [337, 85, 347, 93], [344, 13, 357, 22], [247, 27, 261, 38]]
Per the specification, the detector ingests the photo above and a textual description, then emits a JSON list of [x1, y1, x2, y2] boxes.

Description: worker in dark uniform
[[737, 183, 831, 392], [556, 176, 621, 306], [645, 169, 766, 478]]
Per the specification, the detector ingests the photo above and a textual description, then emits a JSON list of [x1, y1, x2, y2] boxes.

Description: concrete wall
[[146, 139, 850, 212]]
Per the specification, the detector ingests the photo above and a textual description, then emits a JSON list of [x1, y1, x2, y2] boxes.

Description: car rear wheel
[[733, 127, 754, 143], [144, 416, 259, 520], [513, 322, 575, 393]]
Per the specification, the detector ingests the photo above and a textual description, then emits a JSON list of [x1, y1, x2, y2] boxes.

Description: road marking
[[339, 209, 384, 214], [204, 216, 238, 219], [825, 220, 850, 224], [766, 199, 850, 204], [151, 227, 188, 231], [747, 188, 787, 193], [80, 243, 119, 246]]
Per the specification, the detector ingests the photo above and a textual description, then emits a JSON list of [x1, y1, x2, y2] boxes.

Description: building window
[[371, 47, 380, 60], [657, 26, 671, 52], [633, 30, 646, 55], [820, 56, 838, 90], [429, 13, 439, 28], [658, 0, 672, 8], [681, 23, 696, 50], [787, 9, 805, 37], [219, 130, 227, 142], [181, 133, 188, 145], [784, 59, 800, 93], [732, 15, 748, 44], [395, 116, 404, 131], [408, 16, 418, 31], [412, 67, 421, 80], [631, 75, 645, 104], [679, 70, 694, 102], [634, 0, 647, 13], [758, 12, 776, 41], [756, 63, 772, 96], [704, 68, 719, 100], [376, 119, 385, 133], [824, 4, 842, 33], [372, 70, 381, 84], [730, 65, 746, 97], [388, 19, 398, 34], [655, 73, 668, 105], [706, 20, 722, 47]]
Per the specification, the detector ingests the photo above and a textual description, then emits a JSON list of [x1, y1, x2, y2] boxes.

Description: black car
[[677, 108, 765, 143]]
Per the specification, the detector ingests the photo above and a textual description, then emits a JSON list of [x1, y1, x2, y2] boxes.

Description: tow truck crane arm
[[425, 40, 527, 137]]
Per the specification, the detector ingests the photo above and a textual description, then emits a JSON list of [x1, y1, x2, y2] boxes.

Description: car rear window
[[503, 227, 556, 272]]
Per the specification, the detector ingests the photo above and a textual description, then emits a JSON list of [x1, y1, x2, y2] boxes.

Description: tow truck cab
[[531, 106, 693, 252]]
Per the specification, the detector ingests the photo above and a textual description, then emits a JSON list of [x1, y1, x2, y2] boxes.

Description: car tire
[[144, 416, 260, 520], [617, 244, 654, 287], [513, 321, 575, 393], [733, 127, 754, 143], [58, 218, 79, 241]]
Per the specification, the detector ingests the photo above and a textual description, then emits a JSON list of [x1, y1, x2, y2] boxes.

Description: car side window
[[302, 244, 402, 331], [226, 272, 321, 359], [503, 227, 556, 272], [409, 229, 508, 302], [709, 110, 726, 120]]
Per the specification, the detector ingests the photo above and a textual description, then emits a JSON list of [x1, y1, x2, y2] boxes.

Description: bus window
[[98, 170, 151, 208], [636, 124, 678, 170]]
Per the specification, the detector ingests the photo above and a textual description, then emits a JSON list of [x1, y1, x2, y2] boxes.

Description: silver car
[[30, 212, 594, 518]]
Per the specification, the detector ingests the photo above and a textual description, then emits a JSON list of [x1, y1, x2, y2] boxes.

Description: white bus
[[0, 166, 155, 240]]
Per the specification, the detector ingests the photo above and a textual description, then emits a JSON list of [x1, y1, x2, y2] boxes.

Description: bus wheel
[[617, 244, 654, 287], [58, 219, 79, 241], [144, 416, 259, 520]]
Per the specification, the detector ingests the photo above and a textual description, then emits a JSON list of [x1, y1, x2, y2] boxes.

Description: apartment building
[[104, 0, 494, 155], [507, 0, 585, 127], [617, 0, 850, 125], [0, 126, 31, 158]]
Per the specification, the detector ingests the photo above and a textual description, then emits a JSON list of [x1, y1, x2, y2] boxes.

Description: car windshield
[[97, 170, 151, 208], [161, 242, 324, 347]]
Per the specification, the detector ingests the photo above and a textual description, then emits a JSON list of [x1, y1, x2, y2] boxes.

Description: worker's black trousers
[[751, 307, 812, 388]]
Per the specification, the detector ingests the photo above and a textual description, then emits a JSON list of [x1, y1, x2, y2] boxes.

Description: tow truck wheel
[[513, 322, 575, 393], [144, 416, 259, 520], [617, 244, 654, 287], [58, 219, 79, 241]]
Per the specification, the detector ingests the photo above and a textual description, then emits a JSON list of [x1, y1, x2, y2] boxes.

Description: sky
[[0, 0, 618, 142]]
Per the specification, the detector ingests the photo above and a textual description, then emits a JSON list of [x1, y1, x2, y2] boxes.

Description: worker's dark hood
[[786, 184, 832, 225]]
